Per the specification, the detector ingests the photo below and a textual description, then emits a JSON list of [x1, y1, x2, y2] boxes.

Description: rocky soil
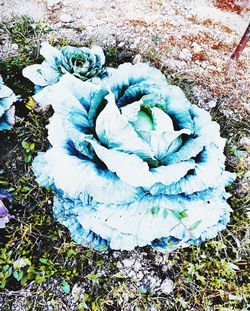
[[1, 0, 249, 114]]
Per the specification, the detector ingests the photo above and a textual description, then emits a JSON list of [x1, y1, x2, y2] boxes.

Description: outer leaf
[[61, 280, 71, 294], [23, 64, 60, 87], [189, 220, 202, 231]]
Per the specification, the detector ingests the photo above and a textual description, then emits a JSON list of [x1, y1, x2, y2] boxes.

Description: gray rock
[[11, 43, 18, 50], [149, 276, 157, 286], [60, 13, 74, 23], [179, 48, 192, 61], [239, 136, 250, 147], [116, 261, 123, 269], [136, 271, 144, 281], [206, 100, 217, 109], [132, 54, 142, 64], [118, 41, 125, 48], [122, 258, 135, 268], [160, 278, 174, 294], [128, 270, 137, 278], [133, 261, 142, 271], [192, 42, 203, 53], [47, 0, 62, 10]]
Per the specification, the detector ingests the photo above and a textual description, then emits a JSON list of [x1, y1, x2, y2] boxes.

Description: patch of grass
[[105, 45, 119, 60], [105, 45, 133, 68], [166, 71, 198, 96], [0, 16, 51, 51], [144, 47, 162, 64], [170, 210, 249, 310], [0, 16, 50, 97], [48, 36, 83, 49], [0, 53, 37, 98]]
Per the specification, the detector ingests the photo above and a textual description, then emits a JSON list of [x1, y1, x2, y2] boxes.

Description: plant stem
[[231, 23, 250, 61]]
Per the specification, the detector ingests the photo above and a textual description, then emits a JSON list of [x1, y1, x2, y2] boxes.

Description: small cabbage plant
[[0, 75, 16, 131], [23, 43, 105, 96], [32, 62, 235, 251], [0, 190, 12, 228]]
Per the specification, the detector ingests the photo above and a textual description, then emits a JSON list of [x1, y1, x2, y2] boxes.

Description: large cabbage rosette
[[32, 63, 236, 251], [23, 43, 105, 98], [0, 75, 16, 131]]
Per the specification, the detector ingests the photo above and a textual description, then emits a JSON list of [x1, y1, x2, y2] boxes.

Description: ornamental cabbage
[[23, 43, 105, 92], [32, 62, 235, 251], [0, 189, 12, 228], [0, 75, 16, 131]]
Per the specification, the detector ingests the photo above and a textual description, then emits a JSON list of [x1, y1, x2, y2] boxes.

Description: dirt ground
[[1, 0, 249, 114]]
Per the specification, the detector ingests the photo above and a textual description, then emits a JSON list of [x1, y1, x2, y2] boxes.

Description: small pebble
[[239, 136, 250, 147], [118, 41, 125, 48], [160, 278, 174, 294], [122, 258, 135, 268], [11, 43, 18, 50], [132, 54, 142, 64], [47, 0, 62, 10], [179, 48, 192, 61], [133, 261, 142, 271], [60, 13, 74, 23], [206, 100, 217, 109]]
